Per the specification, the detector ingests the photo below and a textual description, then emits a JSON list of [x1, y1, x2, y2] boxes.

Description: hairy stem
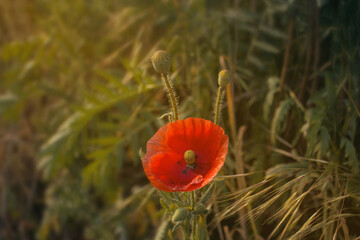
[[214, 87, 223, 125], [161, 74, 178, 121], [191, 217, 196, 240], [191, 191, 196, 240], [183, 219, 191, 240]]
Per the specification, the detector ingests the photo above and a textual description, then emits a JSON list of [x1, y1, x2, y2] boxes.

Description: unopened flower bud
[[218, 70, 231, 88], [172, 207, 189, 223], [194, 204, 207, 214], [151, 50, 171, 75]]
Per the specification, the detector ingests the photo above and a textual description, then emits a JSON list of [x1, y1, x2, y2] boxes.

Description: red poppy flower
[[142, 118, 229, 192]]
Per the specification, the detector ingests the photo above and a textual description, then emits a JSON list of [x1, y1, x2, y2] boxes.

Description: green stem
[[191, 191, 195, 209], [182, 219, 191, 240], [161, 74, 178, 121], [192, 216, 196, 240], [191, 191, 196, 240], [214, 87, 223, 125]]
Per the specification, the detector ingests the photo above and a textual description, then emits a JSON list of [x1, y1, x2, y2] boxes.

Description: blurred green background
[[1, 0, 360, 239]]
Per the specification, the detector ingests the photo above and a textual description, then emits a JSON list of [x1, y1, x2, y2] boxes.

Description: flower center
[[184, 150, 196, 168]]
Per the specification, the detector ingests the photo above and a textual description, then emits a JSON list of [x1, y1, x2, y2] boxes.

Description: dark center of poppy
[[184, 150, 196, 168]]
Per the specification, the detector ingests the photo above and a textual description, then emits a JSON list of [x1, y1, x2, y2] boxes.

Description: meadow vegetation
[[0, 0, 359, 239]]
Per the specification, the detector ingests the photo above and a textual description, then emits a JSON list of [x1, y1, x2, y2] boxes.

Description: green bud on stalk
[[172, 207, 189, 223], [214, 70, 231, 124], [151, 50, 179, 121], [151, 50, 172, 75], [194, 204, 208, 214], [218, 70, 231, 88]]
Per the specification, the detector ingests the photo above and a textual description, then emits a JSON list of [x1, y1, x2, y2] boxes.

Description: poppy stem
[[190, 191, 196, 240], [191, 191, 195, 209], [191, 216, 196, 240], [214, 87, 223, 125], [183, 219, 191, 240], [161, 74, 179, 121]]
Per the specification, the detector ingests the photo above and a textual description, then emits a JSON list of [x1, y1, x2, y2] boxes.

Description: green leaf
[[225, 9, 258, 23], [0, 91, 18, 115], [325, 76, 336, 111], [154, 220, 170, 240], [40, 84, 161, 178], [259, 25, 287, 39], [263, 76, 279, 121], [197, 215, 210, 240], [254, 40, 280, 54], [0, 91, 18, 104], [88, 137, 121, 146], [200, 183, 215, 204], [341, 137, 359, 173], [318, 127, 331, 158], [271, 99, 294, 143], [266, 163, 310, 177], [317, 0, 329, 7], [248, 56, 265, 70]]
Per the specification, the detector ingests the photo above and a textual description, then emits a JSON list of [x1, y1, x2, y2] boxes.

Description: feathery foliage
[[0, 0, 359, 239]]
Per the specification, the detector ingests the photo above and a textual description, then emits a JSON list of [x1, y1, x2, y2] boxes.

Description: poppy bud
[[171, 222, 182, 233], [194, 204, 208, 214], [172, 207, 189, 223], [218, 70, 231, 88], [151, 50, 171, 75], [184, 150, 196, 165]]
